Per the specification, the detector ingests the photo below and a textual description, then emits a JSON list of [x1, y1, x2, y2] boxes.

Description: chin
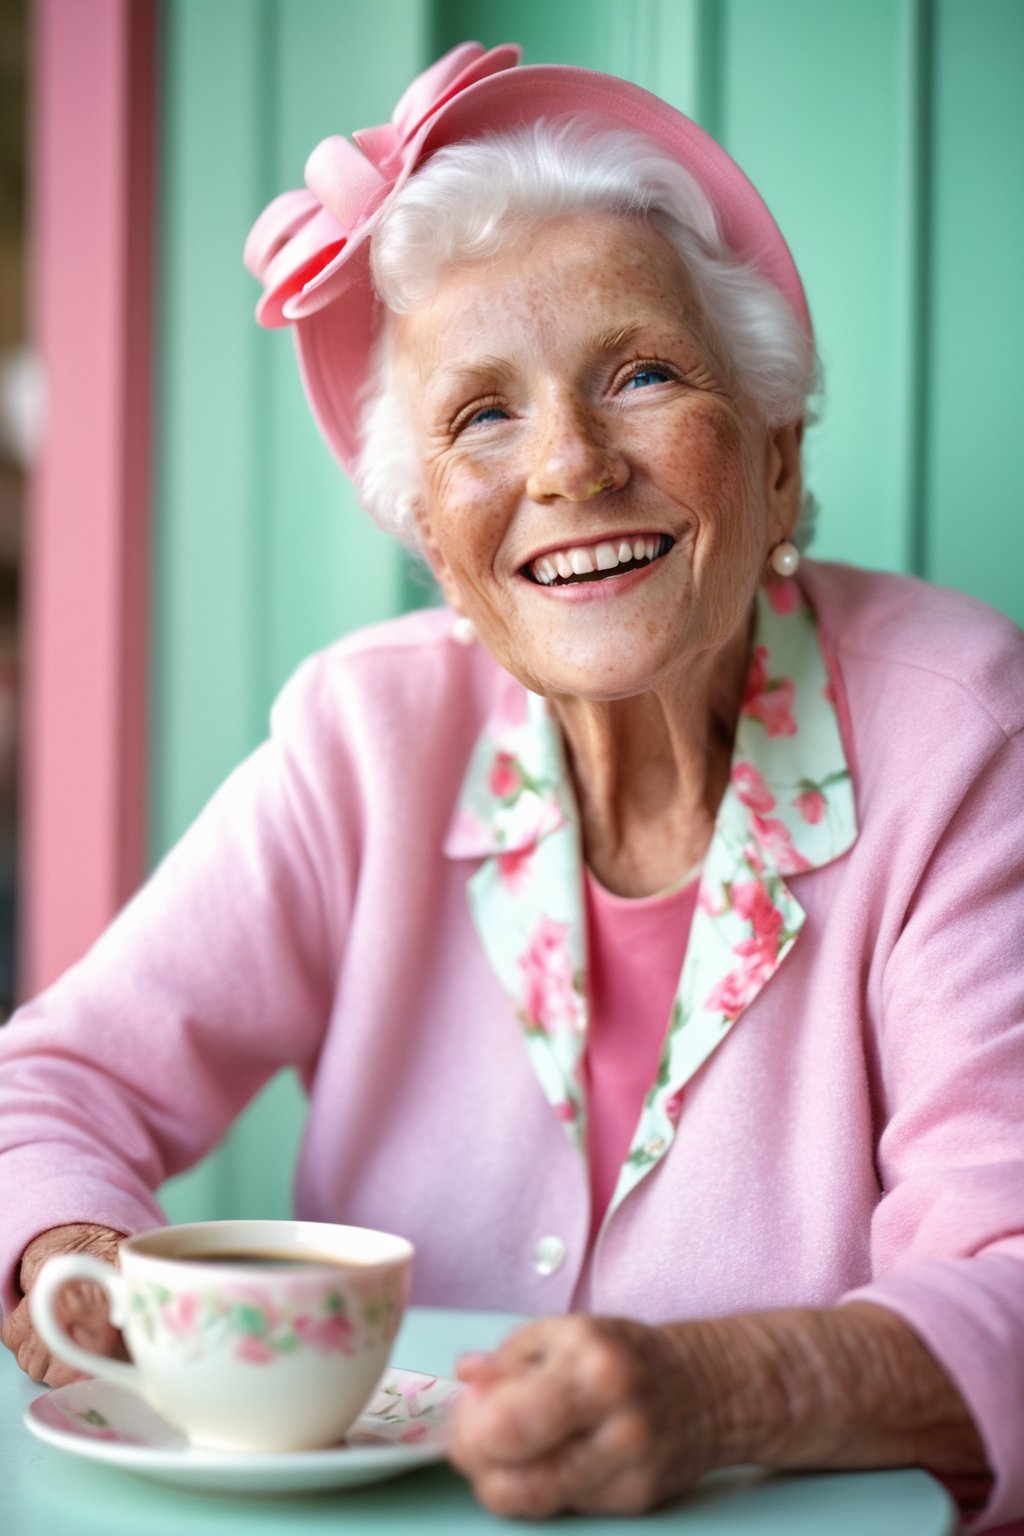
[[526, 653, 681, 704]]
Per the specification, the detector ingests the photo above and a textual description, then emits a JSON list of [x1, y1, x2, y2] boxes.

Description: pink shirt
[[583, 872, 697, 1242], [0, 561, 1022, 1528]]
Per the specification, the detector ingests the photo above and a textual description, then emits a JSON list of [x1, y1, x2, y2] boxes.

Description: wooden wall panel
[[925, 0, 1024, 624], [719, 0, 928, 575], [263, 0, 426, 698], [154, 0, 269, 860]]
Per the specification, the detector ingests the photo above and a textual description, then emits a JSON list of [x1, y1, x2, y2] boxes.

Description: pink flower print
[[731, 879, 783, 945], [751, 813, 813, 874], [705, 879, 785, 1021], [553, 1099, 577, 1123], [731, 761, 776, 814], [235, 1334, 276, 1365], [295, 1312, 355, 1356], [394, 1375, 437, 1417], [705, 947, 775, 1021], [489, 751, 522, 800], [160, 1291, 200, 1339], [705, 965, 763, 1021], [518, 916, 582, 1034], [793, 786, 826, 825], [497, 846, 533, 893], [741, 645, 798, 737], [664, 1086, 685, 1124], [495, 796, 565, 892], [741, 840, 766, 875], [765, 578, 800, 616], [775, 842, 813, 875]]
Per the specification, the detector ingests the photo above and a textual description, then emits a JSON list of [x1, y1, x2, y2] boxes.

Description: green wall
[[154, 0, 1024, 1222]]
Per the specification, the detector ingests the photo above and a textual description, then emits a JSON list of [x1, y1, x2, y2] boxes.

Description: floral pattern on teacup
[[128, 1270, 406, 1366]]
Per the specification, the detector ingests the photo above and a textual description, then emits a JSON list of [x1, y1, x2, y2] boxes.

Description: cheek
[[423, 469, 519, 606], [669, 412, 765, 555]]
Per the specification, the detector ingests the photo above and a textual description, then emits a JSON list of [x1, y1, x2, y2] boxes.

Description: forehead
[[393, 212, 699, 374]]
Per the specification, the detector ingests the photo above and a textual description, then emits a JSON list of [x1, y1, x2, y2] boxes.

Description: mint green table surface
[[0, 1306, 958, 1536]]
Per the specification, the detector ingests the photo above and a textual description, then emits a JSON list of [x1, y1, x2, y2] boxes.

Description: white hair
[[356, 119, 820, 550]]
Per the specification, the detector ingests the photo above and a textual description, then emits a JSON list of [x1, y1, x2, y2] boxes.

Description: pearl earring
[[769, 540, 801, 578], [452, 616, 477, 646]]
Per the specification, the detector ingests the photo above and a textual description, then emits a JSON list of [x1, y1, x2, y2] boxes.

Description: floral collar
[[442, 582, 857, 1224]]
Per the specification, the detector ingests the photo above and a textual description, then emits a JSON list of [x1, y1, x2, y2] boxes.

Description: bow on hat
[[244, 42, 521, 329]]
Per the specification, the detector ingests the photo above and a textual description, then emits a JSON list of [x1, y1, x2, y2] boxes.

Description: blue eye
[[468, 405, 509, 426], [624, 366, 671, 390]]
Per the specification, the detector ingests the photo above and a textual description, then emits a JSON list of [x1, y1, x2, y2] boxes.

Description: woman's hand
[[0, 1223, 127, 1386], [447, 1304, 992, 1520], [447, 1314, 729, 1517]]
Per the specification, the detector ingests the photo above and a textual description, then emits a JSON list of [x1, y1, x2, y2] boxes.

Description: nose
[[525, 396, 628, 505]]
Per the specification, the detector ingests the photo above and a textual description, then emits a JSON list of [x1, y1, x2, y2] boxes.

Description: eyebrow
[[590, 324, 644, 354], [429, 357, 514, 392], [430, 329, 645, 390], [423, 323, 672, 414]]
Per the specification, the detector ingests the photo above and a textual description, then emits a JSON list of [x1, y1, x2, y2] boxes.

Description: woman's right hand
[[0, 1223, 127, 1385]]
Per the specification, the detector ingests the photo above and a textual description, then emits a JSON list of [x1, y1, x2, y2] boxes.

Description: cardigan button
[[533, 1235, 566, 1276]]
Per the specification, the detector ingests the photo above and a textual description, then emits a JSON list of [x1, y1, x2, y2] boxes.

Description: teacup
[[29, 1218, 414, 1452]]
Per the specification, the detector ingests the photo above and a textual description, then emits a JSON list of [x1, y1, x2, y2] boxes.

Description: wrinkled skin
[[0, 1223, 126, 1386], [447, 1306, 992, 1520], [447, 1315, 721, 1518]]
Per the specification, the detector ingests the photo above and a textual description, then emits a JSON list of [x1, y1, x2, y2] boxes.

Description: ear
[[764, 419, 804, 543]]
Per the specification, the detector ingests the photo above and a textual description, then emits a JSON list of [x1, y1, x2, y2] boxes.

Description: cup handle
[[29, 1253, 145, 1393]]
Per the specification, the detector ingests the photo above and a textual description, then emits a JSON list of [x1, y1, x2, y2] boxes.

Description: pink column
[[21, 0, 156, 996]]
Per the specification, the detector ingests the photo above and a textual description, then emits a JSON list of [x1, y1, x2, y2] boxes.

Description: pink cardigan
[[0, 561, 1022, 1525]]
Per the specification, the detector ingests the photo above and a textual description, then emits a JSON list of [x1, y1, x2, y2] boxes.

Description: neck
[[550, 613, 752, 897]]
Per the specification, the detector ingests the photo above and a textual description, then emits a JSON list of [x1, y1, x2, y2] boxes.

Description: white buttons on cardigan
[[533, 1236, 566, 1276]]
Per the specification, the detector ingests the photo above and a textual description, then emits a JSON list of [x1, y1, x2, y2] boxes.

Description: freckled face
[[396, 213, 797, 702]]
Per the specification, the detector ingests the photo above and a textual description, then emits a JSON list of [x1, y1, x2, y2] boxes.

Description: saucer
[[25, 1367, 460, 1494]]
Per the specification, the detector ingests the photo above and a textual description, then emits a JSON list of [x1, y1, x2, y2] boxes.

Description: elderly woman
[[1, 41, 1022, 1527]]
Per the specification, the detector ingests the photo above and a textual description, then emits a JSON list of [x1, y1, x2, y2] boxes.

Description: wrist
[[664, 1304, 989, 1483], [660, 1313, 799, 1471], [19, 1224, 126, 1293]]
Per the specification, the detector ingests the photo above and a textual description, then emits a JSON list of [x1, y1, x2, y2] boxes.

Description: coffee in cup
[[29, 1219, 414, 1452]]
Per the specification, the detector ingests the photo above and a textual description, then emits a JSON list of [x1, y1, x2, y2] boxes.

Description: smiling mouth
[[523, 535, 675, 586]]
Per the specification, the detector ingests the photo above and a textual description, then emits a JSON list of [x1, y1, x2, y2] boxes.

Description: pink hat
[[244, 42, 811, 477]]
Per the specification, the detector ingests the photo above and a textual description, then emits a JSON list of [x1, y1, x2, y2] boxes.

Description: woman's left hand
[[447, 1303, 993, 1520], [446, 1314, 722, 1518]]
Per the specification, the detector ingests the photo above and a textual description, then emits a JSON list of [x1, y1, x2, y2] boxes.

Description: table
[[0, 1306, 959, 1535]]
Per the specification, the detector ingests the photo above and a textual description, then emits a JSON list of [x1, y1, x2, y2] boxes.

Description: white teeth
[[528, 536, 669, 585]]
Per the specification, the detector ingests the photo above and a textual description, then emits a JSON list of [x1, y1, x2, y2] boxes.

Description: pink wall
[[21, 0, 155, 995]]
